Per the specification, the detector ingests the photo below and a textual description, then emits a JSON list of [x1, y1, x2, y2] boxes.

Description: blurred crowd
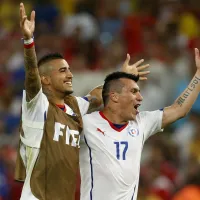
[[0, 0, 200, 199]]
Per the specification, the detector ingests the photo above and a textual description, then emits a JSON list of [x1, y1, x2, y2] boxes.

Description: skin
[[19, 2, 150, 108], [102, 78, 143, 124], [40, 59, 73, 104], [102, 49, 200, 130], [162, 48, 200, 128]]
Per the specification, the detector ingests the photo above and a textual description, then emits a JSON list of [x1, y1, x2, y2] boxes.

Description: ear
[[41, 75, 50, 85], [110, 92, 119, 103]]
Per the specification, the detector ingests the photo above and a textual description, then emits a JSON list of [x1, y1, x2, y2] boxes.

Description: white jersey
[[20, 88, 89, 200], [80, 110, 163, 200]]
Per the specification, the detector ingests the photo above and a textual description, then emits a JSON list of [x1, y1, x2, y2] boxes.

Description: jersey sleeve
[[75, 97, 89, 116], [139, 110, 163, 142], [22, 88, 48, 122], [21, 88, 49, 148]]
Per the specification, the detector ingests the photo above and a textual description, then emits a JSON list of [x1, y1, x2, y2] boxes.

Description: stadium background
[[0, 0, 200, 199]]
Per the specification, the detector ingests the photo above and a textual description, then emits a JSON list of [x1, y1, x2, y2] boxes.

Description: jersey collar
[[99, 111, 128, 132]]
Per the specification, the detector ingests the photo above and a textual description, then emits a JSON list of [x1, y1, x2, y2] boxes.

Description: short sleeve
[[75, 97, 89, 116], [138, 110, 163, 142], [21, 89, 49, 148], [22, 88, 49, 123]]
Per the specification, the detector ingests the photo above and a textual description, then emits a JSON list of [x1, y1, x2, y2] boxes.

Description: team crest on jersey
[[128, 128, 139, 137]]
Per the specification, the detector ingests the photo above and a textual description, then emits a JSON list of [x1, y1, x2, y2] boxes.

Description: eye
[[131, 89, 137, 94], [60, 68, 66, 72], [131, 88, 140, 94]]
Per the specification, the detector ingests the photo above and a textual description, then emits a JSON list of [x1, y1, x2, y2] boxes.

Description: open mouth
[[64, 81, 72, 86], [134, 104, 141, 113]]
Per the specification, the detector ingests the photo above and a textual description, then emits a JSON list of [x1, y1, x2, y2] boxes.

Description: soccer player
[[79, 49, 200, 200], [15, 3, 150, 200]]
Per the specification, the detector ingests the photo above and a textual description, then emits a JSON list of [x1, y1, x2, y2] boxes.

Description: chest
[[44, 104, 82, 148], [85, 122, 144, 162]]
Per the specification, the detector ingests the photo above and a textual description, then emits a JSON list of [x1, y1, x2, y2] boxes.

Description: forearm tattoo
[[88, 96, 98, 112], [176, 76, 200, 106], [24, 47, 37, 70], [24, 47, 41, 101]]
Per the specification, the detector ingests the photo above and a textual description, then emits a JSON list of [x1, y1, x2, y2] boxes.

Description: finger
[[20, 3, 26, 17], [30, 10, 35, 23], [137, 64, 150, 71], [19, 3, 24, 20], [139, 71, 150, 76], [21, 16, 27, 27], [123, 54, 130, 66], [195, 48, 199, 58], [139, 77, 148, 81], [133, 59, 144, 67], [22, 2, 26, 16]]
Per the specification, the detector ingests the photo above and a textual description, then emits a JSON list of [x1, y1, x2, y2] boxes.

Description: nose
[[66, 70, 73, 78], [137, 92, 143, 102]]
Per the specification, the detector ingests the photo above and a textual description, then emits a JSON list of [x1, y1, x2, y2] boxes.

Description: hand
[[121, 54, 150, 81], [19, 3, 35, 39], [195, 48, 200, 71]]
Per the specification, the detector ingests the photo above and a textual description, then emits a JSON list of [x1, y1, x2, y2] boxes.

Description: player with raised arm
[[79, 49, 200, 200], [15, 3, 150, 200]]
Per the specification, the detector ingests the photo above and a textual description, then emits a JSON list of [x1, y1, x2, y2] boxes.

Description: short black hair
[[102, 71, 139, 106], [38, 53, 64, 67]]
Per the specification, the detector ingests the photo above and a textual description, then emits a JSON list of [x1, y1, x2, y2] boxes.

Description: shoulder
[[22, 88, 48, 108], [136, 110, 163, 121], [64, 95, 81, 113], [83, 111, 99, 121]]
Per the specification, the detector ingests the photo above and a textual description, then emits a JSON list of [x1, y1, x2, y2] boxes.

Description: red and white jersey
[[80, 110, 163, 200]]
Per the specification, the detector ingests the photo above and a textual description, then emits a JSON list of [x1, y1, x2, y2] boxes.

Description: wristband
[[22, 37, 34, 49], [24, 37, 34, 45], [24, 42, 35, 49]]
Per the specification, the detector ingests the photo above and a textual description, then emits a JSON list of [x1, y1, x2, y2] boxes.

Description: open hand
[[19, 3, 35, 39], [121, 54, 150, 81]]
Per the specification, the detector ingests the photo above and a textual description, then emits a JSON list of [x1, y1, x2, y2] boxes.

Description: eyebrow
[[131, 88, 140, 93], [59, 66, 70, 71]]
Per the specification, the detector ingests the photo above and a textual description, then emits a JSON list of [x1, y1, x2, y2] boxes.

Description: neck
[[43, 87, 65, 105], [102, 106, 127, 125]]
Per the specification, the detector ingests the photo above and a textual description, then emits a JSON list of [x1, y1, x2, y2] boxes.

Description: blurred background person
[[0, 0, 200, 199]]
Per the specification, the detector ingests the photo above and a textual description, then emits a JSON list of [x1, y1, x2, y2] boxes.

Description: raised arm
[[162, 48, 200, 128], [20, 3, 41, 102], [85, 55, 150, 112]]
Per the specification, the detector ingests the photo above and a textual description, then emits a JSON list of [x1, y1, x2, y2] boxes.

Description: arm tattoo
[[176, 76, 200, 106], [87, 84, 103, 112], [87, 96, 99, 113], [24, 47, 41, 101]]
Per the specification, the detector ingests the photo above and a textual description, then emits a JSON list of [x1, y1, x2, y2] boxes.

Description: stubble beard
[[64, 90, 73, 96]]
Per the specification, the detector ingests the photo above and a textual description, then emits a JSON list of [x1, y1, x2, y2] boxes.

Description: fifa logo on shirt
[[53, 122, 80, 147], [128, 128, 139, 137]]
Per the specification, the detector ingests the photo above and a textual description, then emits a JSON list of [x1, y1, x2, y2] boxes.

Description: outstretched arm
[[20, 3, 41, 102], [162, 48, 200, 128]]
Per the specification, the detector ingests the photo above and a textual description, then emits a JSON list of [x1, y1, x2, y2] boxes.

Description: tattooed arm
[[85, 85, 103, 113], [162, 48, 200, 128], [20, 3, 41, 102]]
